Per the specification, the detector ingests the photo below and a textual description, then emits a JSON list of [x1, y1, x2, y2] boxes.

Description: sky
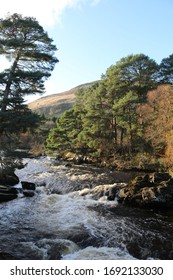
[[0, 0, 173, 102]]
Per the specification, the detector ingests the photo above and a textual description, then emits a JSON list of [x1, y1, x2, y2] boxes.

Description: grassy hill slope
[[28, 82, 94, 118]]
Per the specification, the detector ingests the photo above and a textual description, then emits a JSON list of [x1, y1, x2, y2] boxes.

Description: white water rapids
[[0, 157, 173, 260]]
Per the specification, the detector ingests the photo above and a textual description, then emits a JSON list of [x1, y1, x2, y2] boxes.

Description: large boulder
[[21, 181, 36, 190], [21, 181, 36, 197], [0, 172, 19, 186], [117, 173, 173, 209], [23, 191, 35, 197], [0, 185, 18, 203]]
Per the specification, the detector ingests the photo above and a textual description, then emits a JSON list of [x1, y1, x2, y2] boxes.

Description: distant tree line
[[46, 54, 173, 170]]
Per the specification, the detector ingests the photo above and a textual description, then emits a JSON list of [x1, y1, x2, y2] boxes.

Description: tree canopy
[[46, 53, 173, 170], [0, 13, 58, 130], [0, 13, 58, 158], [0, 13, 58, 112]]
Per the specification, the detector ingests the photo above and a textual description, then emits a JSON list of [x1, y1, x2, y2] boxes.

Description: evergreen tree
[[46, 109, 81, 155], [46, 53, 173, 169], [0, 13, 58, 160], [159, 54, 173, 84], [75, 81, 113, 157], [0, 13, 58, 127], [0, 13, 58, 110], [104, 54, 159, 154]]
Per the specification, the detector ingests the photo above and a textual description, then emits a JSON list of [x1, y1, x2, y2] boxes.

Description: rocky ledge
[[0, 172, 36, 203], [0, 172, 19, 186], [21, 181, 36, 197], [0, 171, 19, 203], [117, 172, 173, 209], [0, 185, 18, 203], [79, 172, 173, 210]]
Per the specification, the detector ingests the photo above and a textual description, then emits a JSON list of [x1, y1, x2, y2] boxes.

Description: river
[[0, 157, 173, 260]]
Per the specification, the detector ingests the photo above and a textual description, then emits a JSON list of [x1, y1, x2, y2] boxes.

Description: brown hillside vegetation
[[28, 82, 95, 117]]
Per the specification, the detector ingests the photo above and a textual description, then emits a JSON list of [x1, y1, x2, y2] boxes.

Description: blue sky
[[0, 0, 173, 101]]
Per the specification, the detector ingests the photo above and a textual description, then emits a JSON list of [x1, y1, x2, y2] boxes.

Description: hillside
[[28, 82, 94, 117]]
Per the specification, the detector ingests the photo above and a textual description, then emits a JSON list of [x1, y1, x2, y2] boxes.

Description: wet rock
[[117, 173, 173, 209], [64, 152, 93, 164], [79, 183, 125, 201], [23, 191, 35, 197], [74, 155, 85, 164], [21, 181, 36, 190], [0, 172, 19, 186], [150, 172, 171, 183], [0, 252, 18, 260], [47, 245, 62, 260], [106, 184, 124, 201], [0, 185, 18, 203], [0, 185, 18, 194], [65, 163, 72, 167], [21, 181, 36, 197]]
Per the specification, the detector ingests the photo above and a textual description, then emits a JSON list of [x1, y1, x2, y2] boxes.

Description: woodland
[[46, 54, 173, 171], [0, 14, 173, 172]]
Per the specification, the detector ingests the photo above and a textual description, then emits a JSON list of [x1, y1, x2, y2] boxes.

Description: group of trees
[[0, 13, 58, 158], [46, 54, 173, 170], [0, 13, 172, 171]]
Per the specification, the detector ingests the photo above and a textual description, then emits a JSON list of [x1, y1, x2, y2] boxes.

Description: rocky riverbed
[[0, 157, 173, 260]]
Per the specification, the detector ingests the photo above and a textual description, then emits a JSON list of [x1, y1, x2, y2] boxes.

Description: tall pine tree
[[0, 13, 58, 132]]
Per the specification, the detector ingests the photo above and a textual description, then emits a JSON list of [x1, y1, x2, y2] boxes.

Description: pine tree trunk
[[1, 52, 21, 112], [120, 128, 125, 154]]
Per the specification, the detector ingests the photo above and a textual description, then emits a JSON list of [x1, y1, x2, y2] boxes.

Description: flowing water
[[0, 157, 173, 260]]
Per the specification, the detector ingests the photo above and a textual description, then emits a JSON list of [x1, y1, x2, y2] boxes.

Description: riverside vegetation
[[45, 54, 173, 172]]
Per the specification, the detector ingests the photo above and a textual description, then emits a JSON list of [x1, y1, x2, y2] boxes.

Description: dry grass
[[28, 82, 95, 110], [28, 90, 76, 111], [28, 82, 96, 117]]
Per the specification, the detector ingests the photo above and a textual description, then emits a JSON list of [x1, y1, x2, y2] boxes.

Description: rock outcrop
[[117, 173, 173, 209], [0, 185, 18, 202], [0, 172, 19, 186], [0, 170, 19, 202], [21, 181, 36, 190], [0, 173, 36, 202], [21, 181, 36, 197], [79, 183, 125, 200]]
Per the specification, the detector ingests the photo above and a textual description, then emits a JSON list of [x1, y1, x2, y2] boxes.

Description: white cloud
[[0, 0, 101, 27], [90, 0, 101, 6]]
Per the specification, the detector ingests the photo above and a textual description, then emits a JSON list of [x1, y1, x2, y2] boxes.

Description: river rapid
[[0, 157, 173, 260]]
